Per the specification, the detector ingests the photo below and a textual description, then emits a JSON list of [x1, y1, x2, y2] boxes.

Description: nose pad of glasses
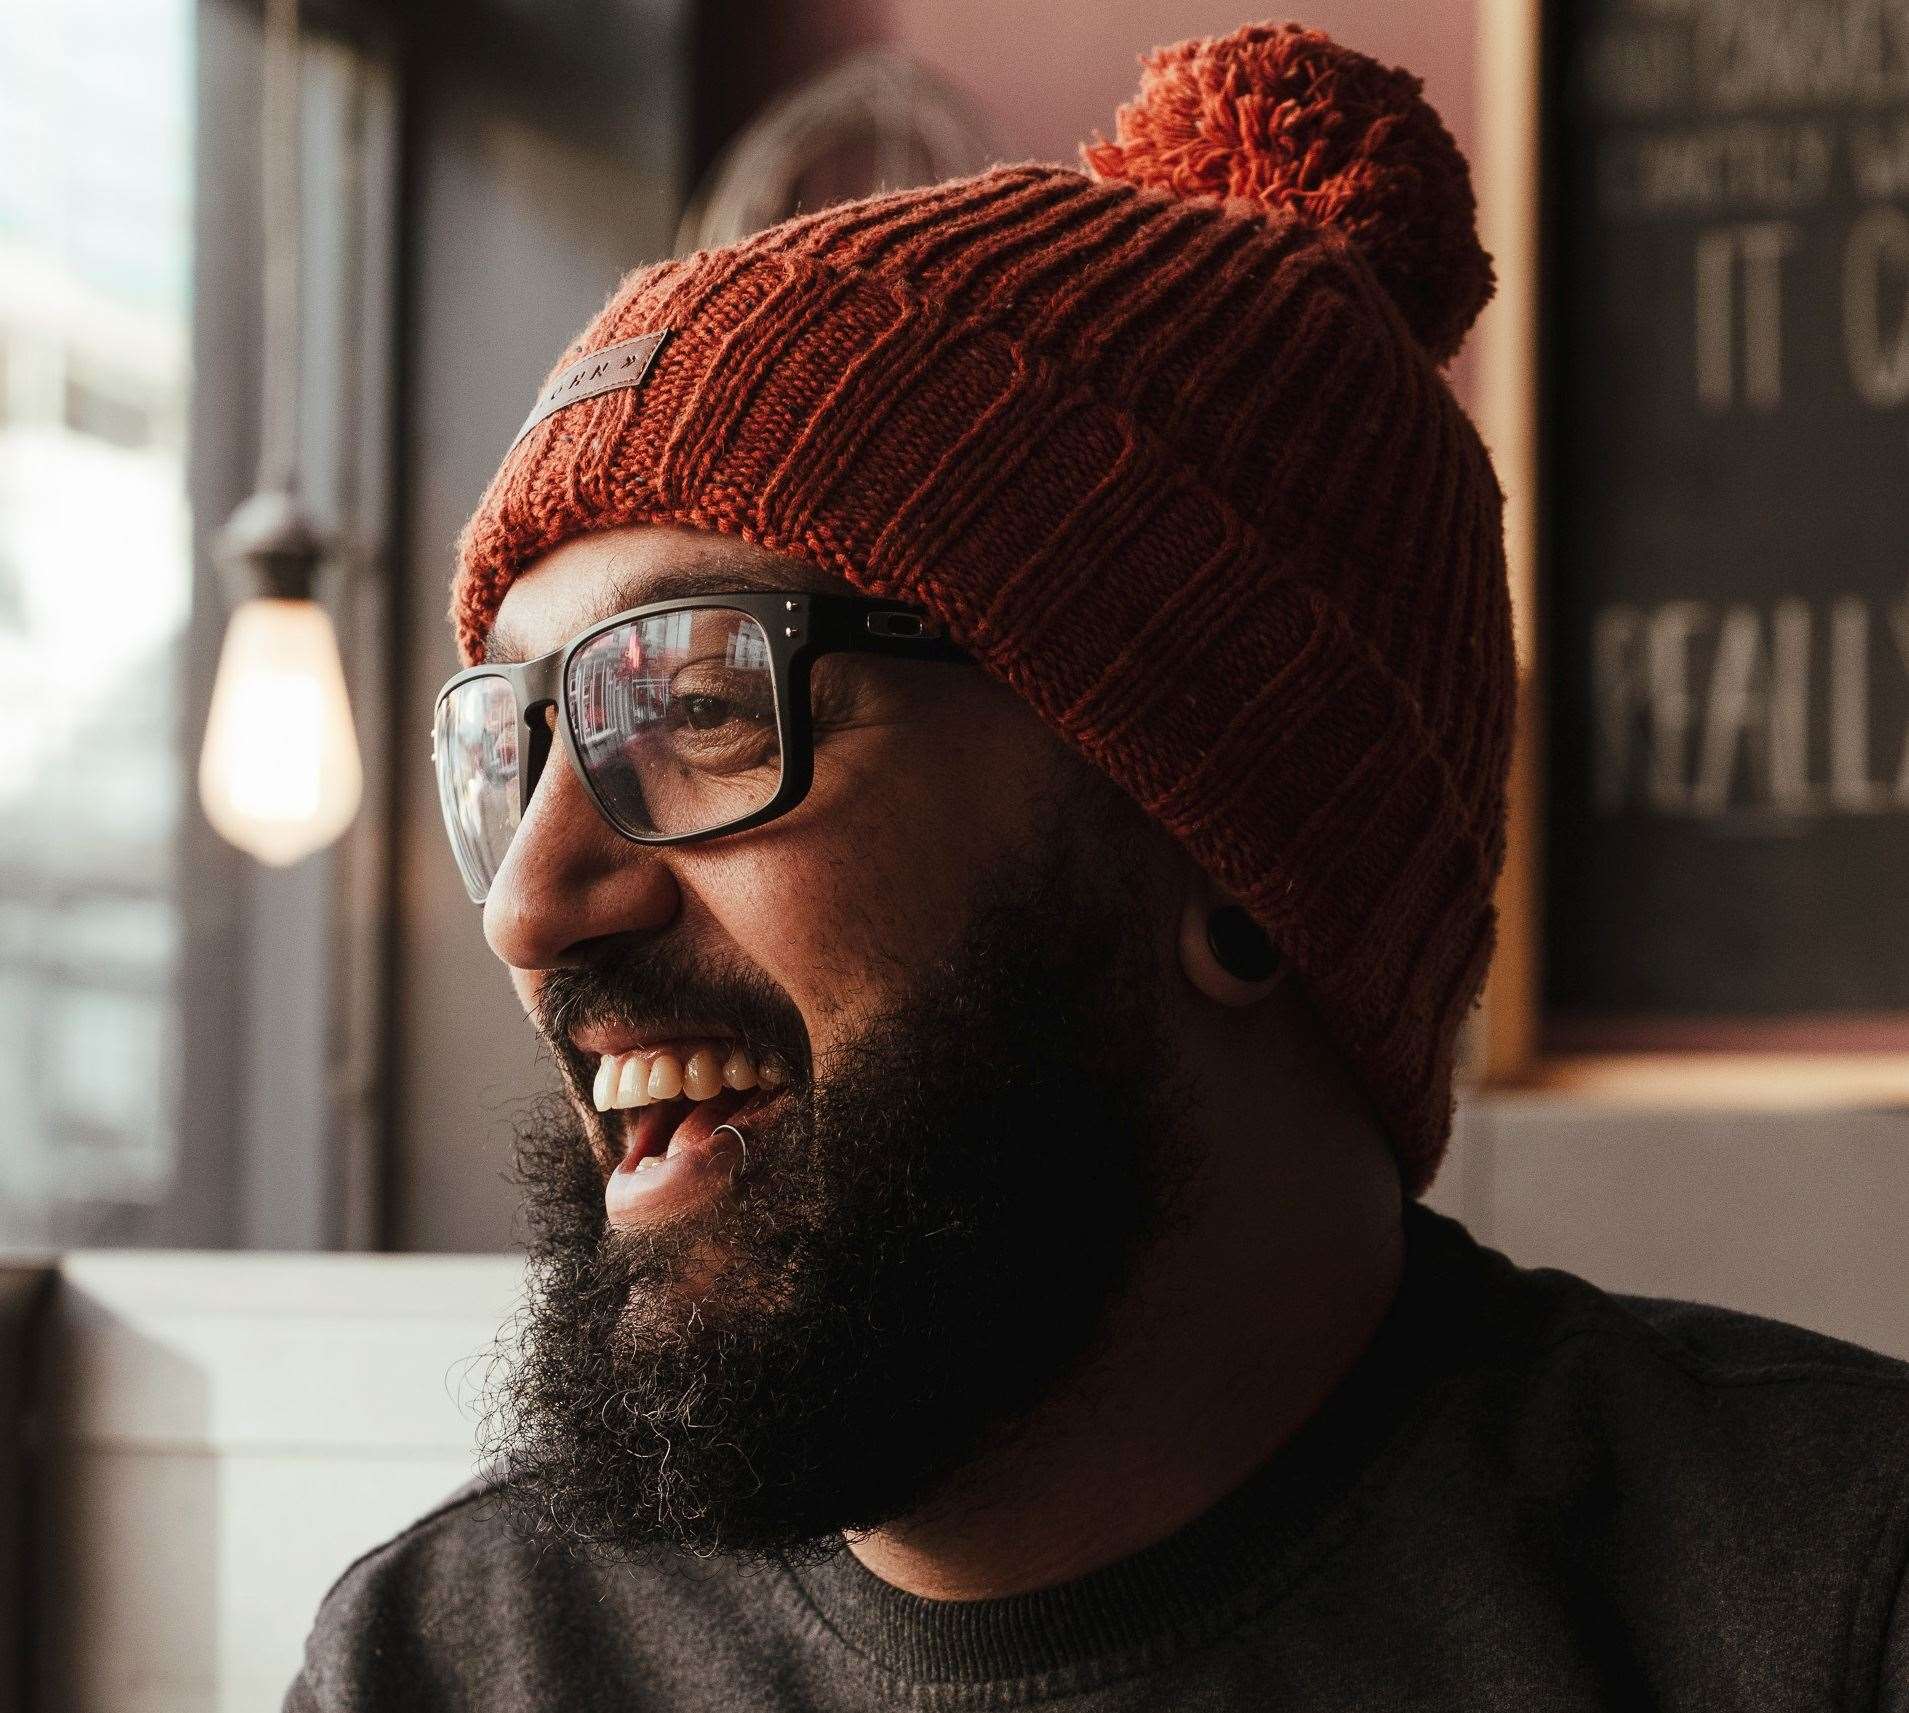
[[519, 700, 557, 818]]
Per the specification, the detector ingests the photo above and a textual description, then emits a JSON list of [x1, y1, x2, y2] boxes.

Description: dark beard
[[480, 781, 1198, 1565]]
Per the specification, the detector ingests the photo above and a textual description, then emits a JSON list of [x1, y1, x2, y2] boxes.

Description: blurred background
[[2, 0, 1905, 1705]]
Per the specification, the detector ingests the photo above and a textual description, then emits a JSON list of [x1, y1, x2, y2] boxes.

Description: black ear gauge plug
[[1206, 904, 1281, 984]]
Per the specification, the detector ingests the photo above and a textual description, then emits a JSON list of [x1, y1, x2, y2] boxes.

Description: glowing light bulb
[[198, 597, 363, 865]]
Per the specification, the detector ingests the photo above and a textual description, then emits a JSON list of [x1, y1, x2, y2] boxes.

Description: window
[[0, 0, 195, 1240]]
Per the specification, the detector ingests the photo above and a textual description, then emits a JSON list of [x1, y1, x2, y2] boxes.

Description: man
[[289, 21, 1909, 1710]]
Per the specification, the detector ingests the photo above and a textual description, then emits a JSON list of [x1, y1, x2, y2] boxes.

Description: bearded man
[[286, 21, 1909, 1711]]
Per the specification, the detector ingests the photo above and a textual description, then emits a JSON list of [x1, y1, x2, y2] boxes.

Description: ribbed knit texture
[[451, 24, 1516, 1197]]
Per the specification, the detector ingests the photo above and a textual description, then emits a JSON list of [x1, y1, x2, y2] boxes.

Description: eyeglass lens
[[434, 606, 785, 902], [567, 607, 782, 838], [434, 673, 521, 901]]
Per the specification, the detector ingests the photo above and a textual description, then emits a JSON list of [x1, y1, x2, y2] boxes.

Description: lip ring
[[711, 1122, 749, 1166]]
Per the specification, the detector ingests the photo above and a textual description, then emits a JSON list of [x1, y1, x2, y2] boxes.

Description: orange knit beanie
[[452, 21, 1516, 1198]]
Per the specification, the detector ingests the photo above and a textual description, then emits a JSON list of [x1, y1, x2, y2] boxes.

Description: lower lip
[[603, 1084, 780, 1227]]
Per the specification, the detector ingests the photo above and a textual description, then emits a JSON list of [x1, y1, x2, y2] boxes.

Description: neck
[[846, 1117, 1405, 1601]]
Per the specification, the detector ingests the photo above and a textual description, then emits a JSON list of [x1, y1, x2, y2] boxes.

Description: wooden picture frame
[[1464, 0, 1909, 1109]]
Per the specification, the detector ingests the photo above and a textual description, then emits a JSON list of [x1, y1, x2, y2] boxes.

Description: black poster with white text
[[1542, 0, 1909, 1044]]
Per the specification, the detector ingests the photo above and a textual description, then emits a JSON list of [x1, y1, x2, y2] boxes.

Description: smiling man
[[287, 22, 1909, 1713]]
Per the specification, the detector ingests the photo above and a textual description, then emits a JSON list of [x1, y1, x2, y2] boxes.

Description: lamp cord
[[257, 0, 302, 498]]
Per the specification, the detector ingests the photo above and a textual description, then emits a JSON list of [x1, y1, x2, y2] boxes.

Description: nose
[[482, 737, 682, 971]]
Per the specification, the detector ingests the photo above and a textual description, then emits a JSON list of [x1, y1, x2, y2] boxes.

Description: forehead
[[484, 524, 855, 665]]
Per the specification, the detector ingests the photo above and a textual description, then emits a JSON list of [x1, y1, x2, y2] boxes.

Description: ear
[[1177, 873, 1290, 1007]]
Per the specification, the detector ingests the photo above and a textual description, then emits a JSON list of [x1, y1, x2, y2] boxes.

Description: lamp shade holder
[[216, 488, 333, 607]]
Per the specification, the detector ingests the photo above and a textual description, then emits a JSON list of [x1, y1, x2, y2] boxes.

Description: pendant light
[[198, 0, 362, 866]]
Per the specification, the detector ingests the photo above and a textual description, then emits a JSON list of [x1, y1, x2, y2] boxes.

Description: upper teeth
[[591, 1042, 788, 1112]]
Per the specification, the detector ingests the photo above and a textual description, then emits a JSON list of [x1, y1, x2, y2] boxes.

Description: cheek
[[708, 734, 1038, 1019]]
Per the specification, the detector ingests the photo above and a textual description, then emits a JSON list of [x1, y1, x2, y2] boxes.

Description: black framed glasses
[[432, 589, 977, 902]]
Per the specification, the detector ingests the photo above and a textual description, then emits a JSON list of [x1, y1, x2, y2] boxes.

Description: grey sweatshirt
[[285, 1202, 1909, 1710]]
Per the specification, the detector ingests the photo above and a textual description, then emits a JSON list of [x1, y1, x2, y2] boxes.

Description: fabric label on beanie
[[510, 329, 672, 453]]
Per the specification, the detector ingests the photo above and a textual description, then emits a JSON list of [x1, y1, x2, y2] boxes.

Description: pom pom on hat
[[1082, 20, 1495, 365]]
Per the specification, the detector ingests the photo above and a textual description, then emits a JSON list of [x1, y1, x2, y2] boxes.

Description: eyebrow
[[482, 555, 843, 665]]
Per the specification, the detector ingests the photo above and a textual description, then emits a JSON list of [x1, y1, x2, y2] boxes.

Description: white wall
[[34, 1252, 521, 1713]]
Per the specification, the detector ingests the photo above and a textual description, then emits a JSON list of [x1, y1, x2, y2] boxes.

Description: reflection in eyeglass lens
[[567, 607, 783, 838], [434, 673, 521, 898]]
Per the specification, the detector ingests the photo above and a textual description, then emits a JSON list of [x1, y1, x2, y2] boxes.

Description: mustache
[[531, 940, 809, 1092]]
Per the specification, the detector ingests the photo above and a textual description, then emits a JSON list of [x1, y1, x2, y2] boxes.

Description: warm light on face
[[198, 597, 363, 866]]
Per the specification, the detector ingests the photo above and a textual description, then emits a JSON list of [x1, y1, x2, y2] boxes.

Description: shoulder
[[286, 1475, 654, 1709], [1608, 1283, 1909, 1391], [1411, 1199, 1909, 1395], [1621, 1276, 1909, 1370], [1553, 1263, 1909, 1526], [1414, 1203, 1909, 1531], [317, 1471, 510, 1591], [1383, 1210, 1909, 1697], [286, 1475, 546, 1709], [1473, 1222, 1909, 1427], [1438, 1208, 1909, 1473], [1425, 1210, 1909, 1654], [285, 1474, 806, 1710]]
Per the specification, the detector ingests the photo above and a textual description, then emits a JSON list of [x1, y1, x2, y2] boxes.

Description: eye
[[681, 693, 731, 730], [655, 670, 778, 776]]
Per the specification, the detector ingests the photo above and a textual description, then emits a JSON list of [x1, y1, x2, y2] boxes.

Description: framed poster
[[1469, 0, 1909, 1103]]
